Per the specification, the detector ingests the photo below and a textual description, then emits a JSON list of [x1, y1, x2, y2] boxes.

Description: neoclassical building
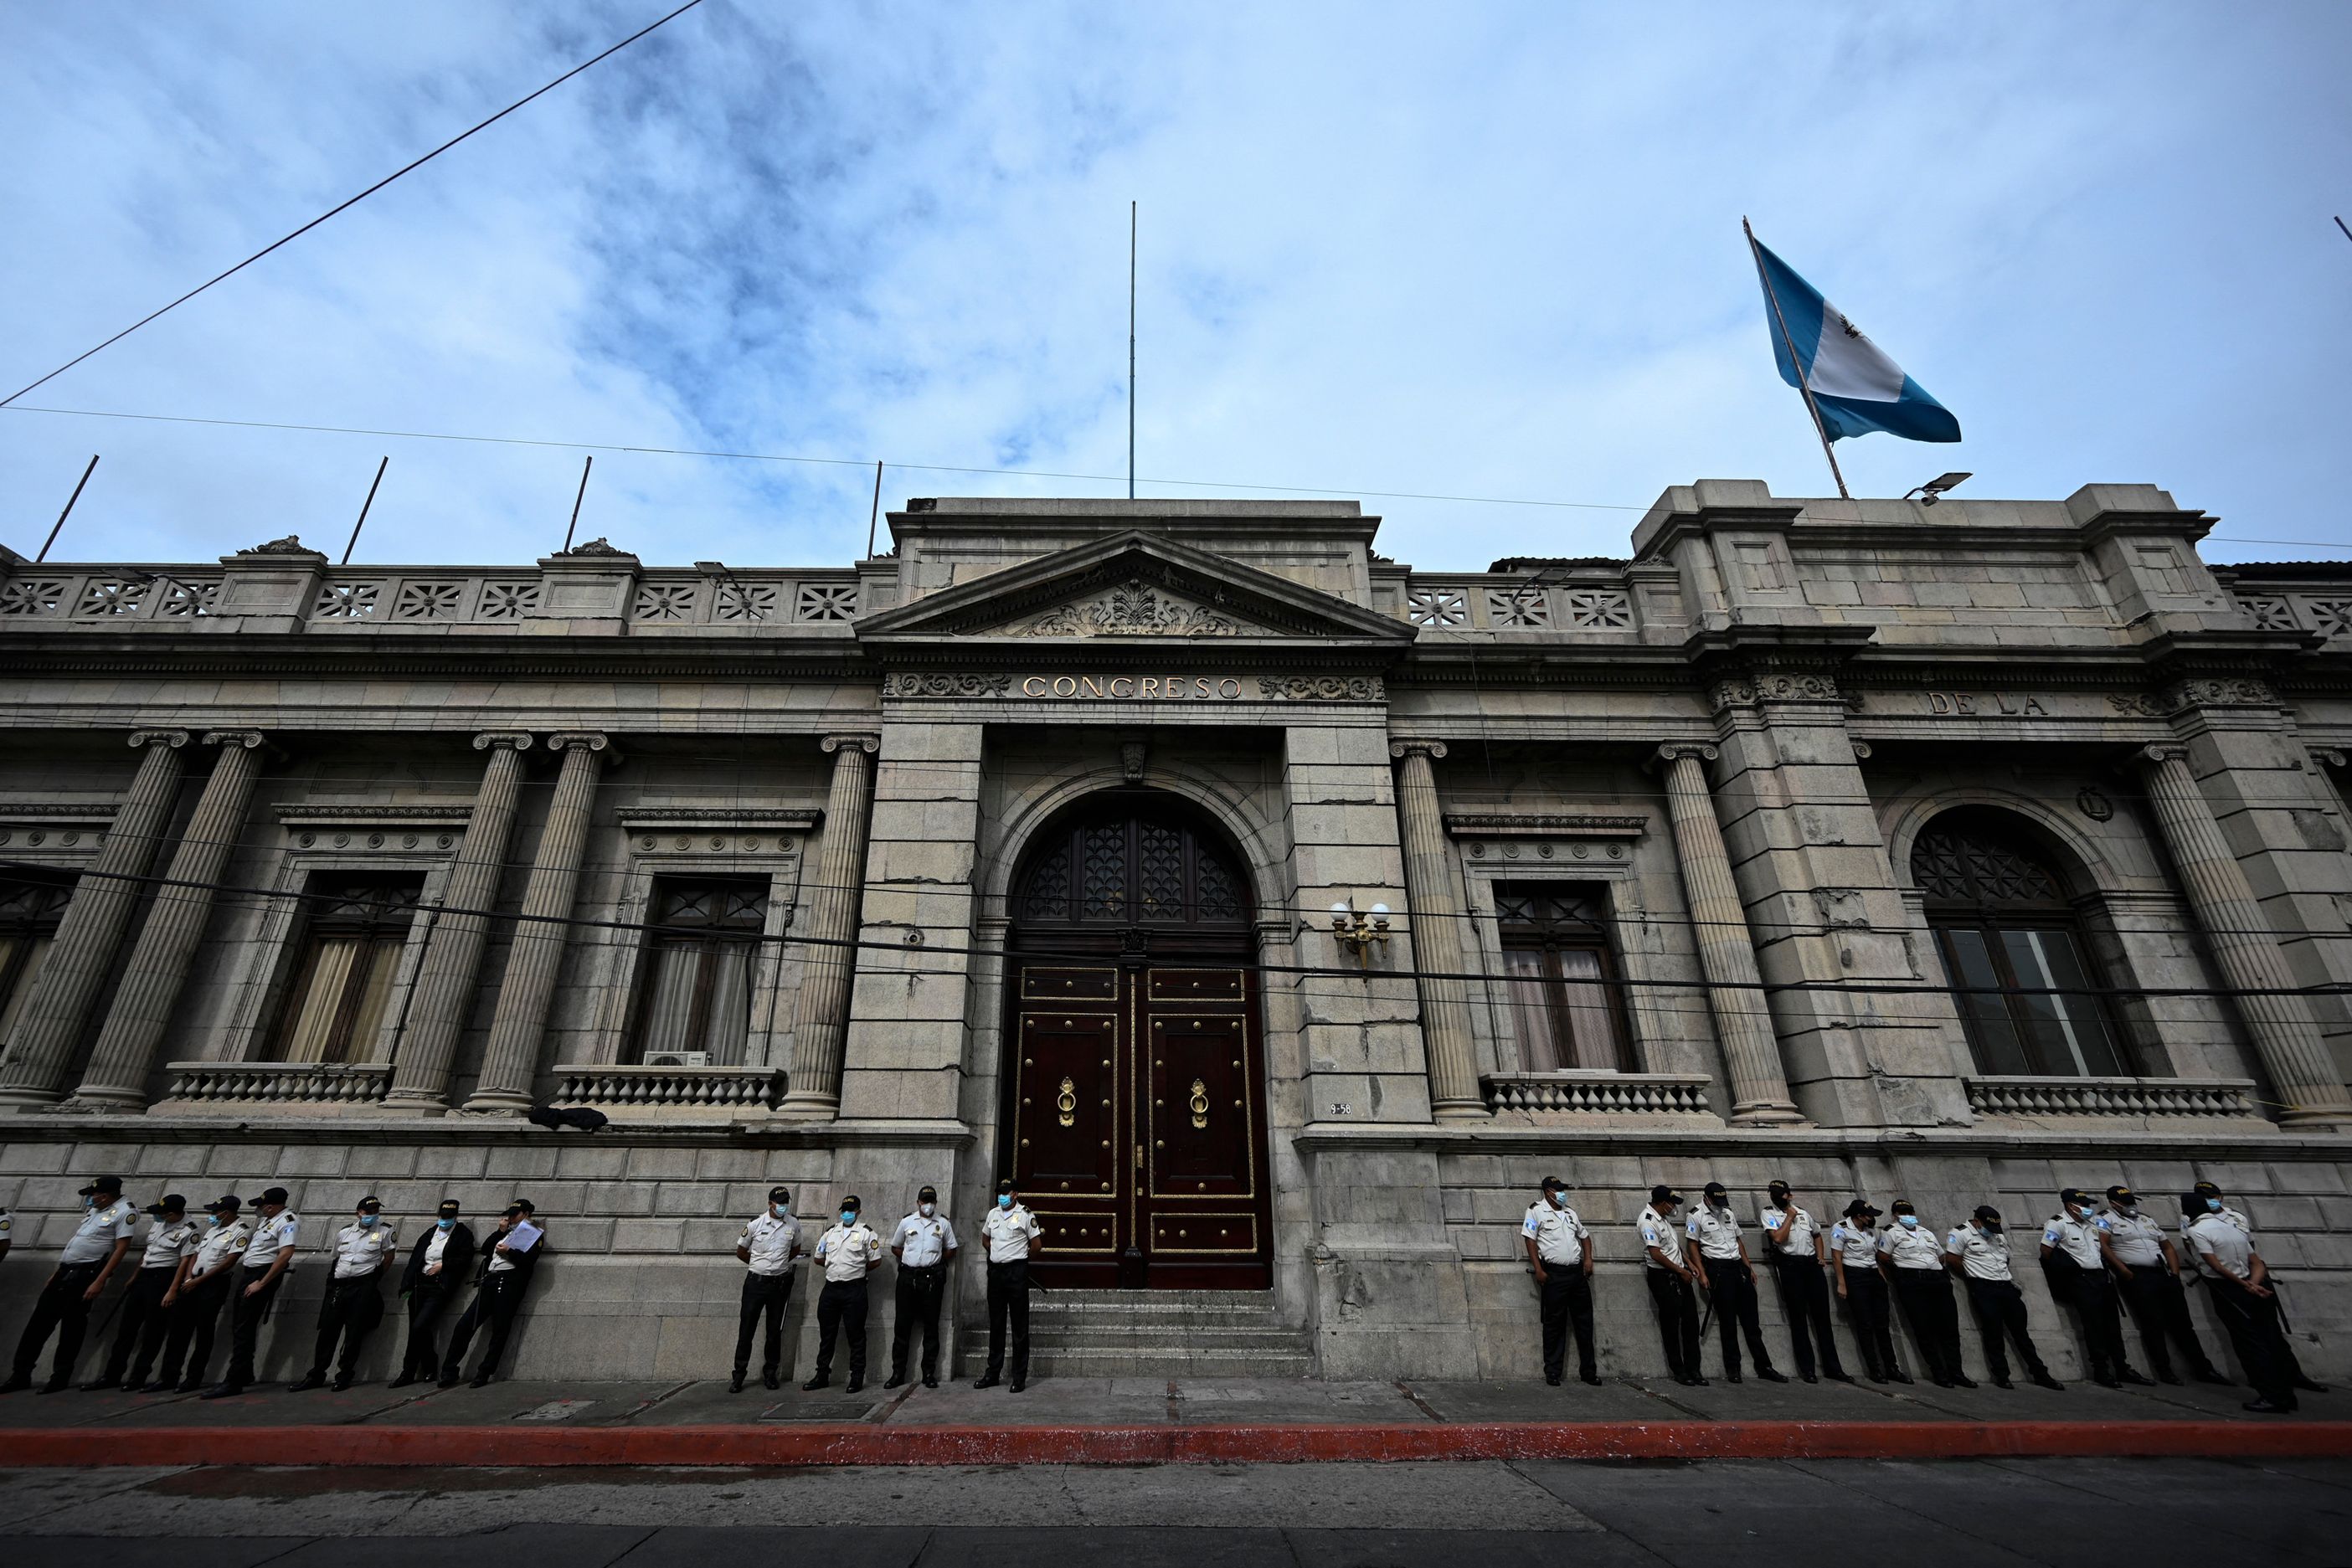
[[2, 482, 2349, 1382]]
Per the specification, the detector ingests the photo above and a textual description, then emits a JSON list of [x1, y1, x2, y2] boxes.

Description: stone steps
[[962, 1288, 1316, 1378]]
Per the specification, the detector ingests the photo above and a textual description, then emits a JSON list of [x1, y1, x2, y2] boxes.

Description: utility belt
[[50, 1260, 104, 1287], [901, 1262, 945, 1273]]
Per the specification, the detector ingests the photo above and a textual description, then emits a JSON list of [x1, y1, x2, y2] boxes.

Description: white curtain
[[1500, 947, 1559, 1071], [637, 943, 702, 1060], [277, 938, 361, 1063], [1554, 949, 1624, 1070], [698, 943, 752, 1065]]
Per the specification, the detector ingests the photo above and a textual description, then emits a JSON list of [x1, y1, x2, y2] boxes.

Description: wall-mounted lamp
[[1329, 899, 1391, 969], [1902, 471, 1972, 506]]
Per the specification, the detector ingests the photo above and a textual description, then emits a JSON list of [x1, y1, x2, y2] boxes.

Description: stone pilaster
[[2138, 742, 2352, 1126], [1655, 743, 1804, 1126], [783, 733, 879, 1120], [464, 733, 610, 1114], [0, 730, 190, 1108], [1389, 740, 1485, 1119], [64, 731, 264, 1110], [383, 733, 533, 1114]]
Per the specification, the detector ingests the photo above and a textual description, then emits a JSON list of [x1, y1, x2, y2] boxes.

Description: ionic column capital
[[545, 731, 613, 759], [1655, 741, 1720, 770], [128, 729, 189, 752], [2138, 743, 2190, 768], [821, 733, 880, 756], [201, 729, 265, 750], [472, 732, 534, 753], [1389, 738, 1449, 762]]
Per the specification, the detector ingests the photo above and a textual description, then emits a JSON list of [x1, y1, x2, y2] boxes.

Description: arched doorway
[[1002, 789, 1271, 1288]]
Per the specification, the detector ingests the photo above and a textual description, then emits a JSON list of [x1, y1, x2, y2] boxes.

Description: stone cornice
[[1291, 1122, 2344, 1160], [1443, 811, 1649, 839], [617, 807, 822, 831], [275, 804, 475, 825], [0, 1113, 974, 1149], [0, 802, 122, 821]]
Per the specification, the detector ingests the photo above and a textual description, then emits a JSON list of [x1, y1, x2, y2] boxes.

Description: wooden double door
[[1008, 958, 1272, 1288]]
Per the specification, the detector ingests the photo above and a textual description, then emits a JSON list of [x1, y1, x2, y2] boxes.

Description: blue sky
[[2, 3, 2348, 572]]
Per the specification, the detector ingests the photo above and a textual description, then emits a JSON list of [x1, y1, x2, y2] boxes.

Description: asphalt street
[[3, 1456, 2347, 1567]]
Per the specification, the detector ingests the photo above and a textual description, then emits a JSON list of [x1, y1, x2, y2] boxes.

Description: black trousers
[[154, 1272, 234, 1388], [309, 1276, 386, 1378], [1769, 1257, 1845, 1378], [984, 1259, 1031, 1380], [96, 1266, 177, 1384], [813, 1278, 869, 1379], [1536, 1267, 1596, 1381], [1644, 1267, 1701, 1380], [400, 1284, 461, 1380], [1891, 1266, 1964, 1382], [1841, 1267, 1899, 1378], [222, 1271, 282, 1387], [891, 1264, 946, 1381], [9, 1261, 106, 1383], [2070, 1268, 2132, 1380], [2116, 1267, 2217, 1379], [733, 1272, 794, 1377], [1701, 1257, 1776, 1375], [1963, 1276, 2049, 1382], [2208, 1278, 2296, 1407], [441, 1271, 528, 1380]]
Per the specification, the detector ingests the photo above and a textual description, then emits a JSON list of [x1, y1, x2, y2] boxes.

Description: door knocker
[[1056, 1077, 1077, 1128], [1189, 1077, 1210, 1129]]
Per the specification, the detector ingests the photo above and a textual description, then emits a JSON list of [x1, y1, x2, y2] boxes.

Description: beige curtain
[[277, 938, 361, 1063], [1500, 947, 1559, 1072], [1554, 948, 1624, 1071]]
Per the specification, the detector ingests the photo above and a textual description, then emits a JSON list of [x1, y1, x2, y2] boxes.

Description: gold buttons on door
[[1100, 1182, 1111, 1193], [1155, 1139, 1165, 1148]]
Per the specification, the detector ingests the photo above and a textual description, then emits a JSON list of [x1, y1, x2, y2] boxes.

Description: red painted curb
[[3, 1420, 2349, 1468]]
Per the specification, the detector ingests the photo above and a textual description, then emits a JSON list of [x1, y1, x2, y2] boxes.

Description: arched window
[[1912, 811, 2128, 1077], [1016, 805, 1249, 928]]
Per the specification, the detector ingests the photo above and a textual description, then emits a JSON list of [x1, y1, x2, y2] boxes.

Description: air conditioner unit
[[644, 1051, 712, 1069]]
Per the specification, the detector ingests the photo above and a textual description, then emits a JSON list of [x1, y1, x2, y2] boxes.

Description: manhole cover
[[761, 1401, 877, 1421], [513, 1400, 594, 1422]]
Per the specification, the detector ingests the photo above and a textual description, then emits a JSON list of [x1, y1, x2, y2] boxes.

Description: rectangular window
[[265, 876, 421, 1064], [1932, 922, 2127, 1077], [630, 879, 766, 1065], [0, 874, 77, 1054], [1495, 883, 1629, 1072]]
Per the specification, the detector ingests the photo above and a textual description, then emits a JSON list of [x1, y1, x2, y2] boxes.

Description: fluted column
[[1390, 740, 1487, 1119], [1656, 743, 1805, 1126], [2139, 743, 2352, 1124], [383, 733, 533, 1113], [781, 733, 878, 1119], [464, 733, 609, 1114], [0, 731, 192, 1108], [65, 732, 265, 1110]]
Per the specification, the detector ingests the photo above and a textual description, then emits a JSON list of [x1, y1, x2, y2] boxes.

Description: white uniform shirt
[[1758, 1204, 1819, 1259], [1879, 1219, 1946, 1270], [2179, 1204, 2251, 1245], [739, 1211, 802, 1277], [189, 1218, 253, 1278], [1686, 1204, 1744, 1262], [1521, 1201, 1589, 1267], [139, 1217, 202, 1272], [815, 1221, 884, 1282], [240, 1211, 299, 1268], [890, 1211, 958, 1267], [424, 1227, 452, 1269], [1948, 1224, 2013, 1282], [59, 1198, 138, 1264], [2099, 1209, 2168, 1268], [330, 1220, 398, 1281], [2185, 1212, 2257, 1284], [1636, 1206, 1686, 1271], [2042, 1212, 2104, 1269], [486, 1222, 541, 1273], [1829, 1220, 1881, 1270], [981, 1204, 1043, 1262]]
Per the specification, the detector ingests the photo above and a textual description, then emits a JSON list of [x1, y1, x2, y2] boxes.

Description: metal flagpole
[[866, 460, 883, 557], [342, 456, 389, 564], [1744, 218, 1850, 501], [36, 455, 100, 561], [1129, 200, 1136, 501], [563, 455, 594, 552]]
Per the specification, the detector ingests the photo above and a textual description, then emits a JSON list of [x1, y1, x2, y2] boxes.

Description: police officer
[[1687, 1181, 1785, 1384], [440, 1199, 542, 1388], [1830, 1200, 1905, 1383], [2183, 1189, 2298, 1413], [1881, 1199, 1974, 1388], [144, 1195, 248, 1392], [83, 1193, 198, 1391], [2041, 1187, 2144, 1388], [804, 1194, 883, 1392], [1946, 1205, 2061, 1391], [886, 1185, 957, 1391], [1759, 1180, 1845, 1384], [204, 1185, 299, 1399], [732, 1185, 802, 1392], [975, 1178, 1042, 1392], [291, 1196, 398, 1391], [1521, 1176, 1598, 1387], [3, 1175, 137, 1393], [2098, 1184, 2225, 1386], [391, 1200, 473, 1388], [2183, 1180, 2325, 1395], [1638, 1184, 1704, 1386]]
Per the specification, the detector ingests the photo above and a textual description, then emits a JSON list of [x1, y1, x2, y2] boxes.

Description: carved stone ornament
[[201, 729, 265, 749], [2106, 691, 2167, 717], [820, 733, 881, 755], [2167, 676, 2277, 710], [1256, 675, 1384, 702], [882, 671, 1015, 699], [1710, 671, 1841, 710], [556, 537, 633, 558], [1119, 739, 1148, 783], [235, 535, 320, 557], [546, 731, 611, 754], [1004, 579, 1245, 638], [127, 729, 190, 751], [472, 732, 534, 753], [1390, 739, 1449, 761]]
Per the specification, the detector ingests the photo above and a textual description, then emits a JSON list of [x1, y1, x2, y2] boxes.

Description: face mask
[[2066, 1206, 2084, 1221], [209, 1215, 226, 1228], [1982, 1221, 2002, 1234], [1709, 1198, 1728, 1211], [1898, 1214, 1918, 1229], [504, 1214, 522, 1226], [84, 1196, 98, 1211], [998, 1195, 1013, 1210], [1857, 1219, 1875, 1231], [437, 1217, 456, 1231], [840, 1211, 857, 1226], [919, 1202, 935, 1217], [358, 1214, 378, 1228], [2114, 1203, 2136, 1216], [2206, 1198, 2223, 1212], [773, 1204, 790, 1218]]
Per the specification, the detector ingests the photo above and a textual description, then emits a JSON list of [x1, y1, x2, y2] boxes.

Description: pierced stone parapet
[[553, 1063, 789, 1113], [162, 1060, 393, 1108], [1963, 1075, 2260, 1120], [1481, 1071, 1717, 1118]]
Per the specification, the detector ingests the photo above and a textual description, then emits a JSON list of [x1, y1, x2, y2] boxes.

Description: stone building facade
[[2, 482, 2349, 1384]]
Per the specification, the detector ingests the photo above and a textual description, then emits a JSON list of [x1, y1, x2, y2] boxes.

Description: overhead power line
[[0, 0, 709, 411]]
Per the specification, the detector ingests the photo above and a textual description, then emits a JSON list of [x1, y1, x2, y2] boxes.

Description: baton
[[1696, 1277, 1716, 1343]]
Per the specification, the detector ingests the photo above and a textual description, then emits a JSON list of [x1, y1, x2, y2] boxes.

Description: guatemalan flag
[[1747, 229, 1961, 444]]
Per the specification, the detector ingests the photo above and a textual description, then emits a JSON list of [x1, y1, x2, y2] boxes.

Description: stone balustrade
[[1481, 1071, 1716, 1118], [162, 1060, 393, 1108], [553, 1063, 790, 1113], [1963, 1075, 2260, 1120]]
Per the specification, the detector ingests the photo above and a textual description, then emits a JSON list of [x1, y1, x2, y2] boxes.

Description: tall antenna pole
[[342, 456, 389, 565], [1128, 200, 1136, 501], [36, 455, 100, 562], [563, 454, 594, 552], [867, 460, 883, 557], [1744, 217, 1850, 501]]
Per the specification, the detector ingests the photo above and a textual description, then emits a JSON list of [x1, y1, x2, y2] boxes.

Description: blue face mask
[[1898, 1214, 1918, 1229], [84, 1196, 98, 1211], [840, 1211, 856, 1226], [773, 1204, 790, 1218], [998, 1194, 1014, 1210], [210, 1214, 227, 1228], [2206, 1198, 2223, 1212], [437, 1217, 456, 1231]]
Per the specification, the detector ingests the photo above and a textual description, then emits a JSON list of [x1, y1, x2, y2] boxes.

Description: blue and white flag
[[1748, 233, 1960, 444]]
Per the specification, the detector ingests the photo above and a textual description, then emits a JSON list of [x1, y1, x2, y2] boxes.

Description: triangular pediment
[[855, 531, 1416, 649]]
